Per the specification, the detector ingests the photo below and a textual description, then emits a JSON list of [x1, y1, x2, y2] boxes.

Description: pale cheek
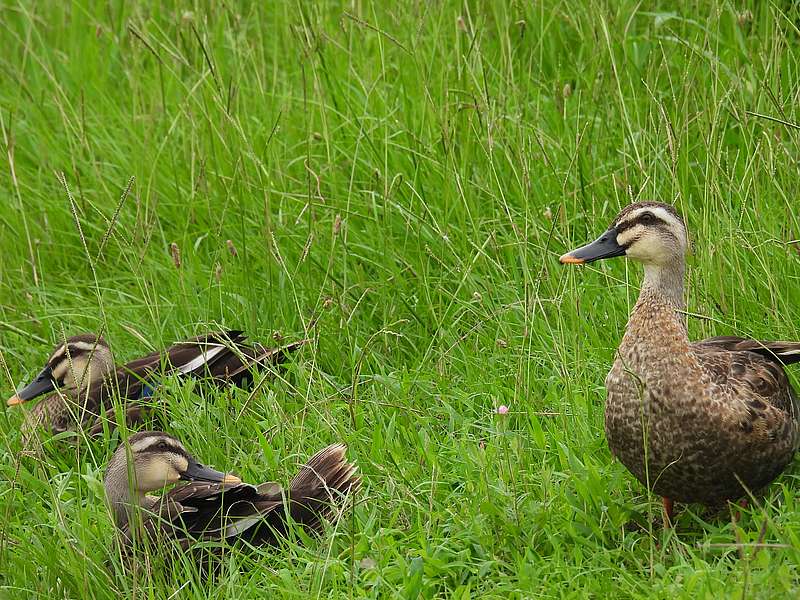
[[51, 364, 67, 382], [615, 230, 641, 253], [626, 239, 662, 261], [139, 467, 180, 491], [60, 359, 90, 388]]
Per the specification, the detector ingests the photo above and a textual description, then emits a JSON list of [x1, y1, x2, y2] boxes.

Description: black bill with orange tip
[[559, 226, 625, 264], [7, 365, 56, 406], [181, 459, 242, 485]]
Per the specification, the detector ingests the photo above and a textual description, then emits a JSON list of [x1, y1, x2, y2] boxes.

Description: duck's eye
[[640, 212, 655, 224]]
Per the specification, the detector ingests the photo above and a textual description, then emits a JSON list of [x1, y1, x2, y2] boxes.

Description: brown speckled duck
[[8, 330, 305, 438], [560, 201, 800, 525], [104, 431, 360, 555]]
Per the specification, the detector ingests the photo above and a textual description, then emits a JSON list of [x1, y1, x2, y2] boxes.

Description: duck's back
[[694, 337, 800, 462]]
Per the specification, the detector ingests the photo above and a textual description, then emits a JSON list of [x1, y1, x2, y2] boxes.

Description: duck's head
[[105, 431, 241, 495], [559, 202, 687, 267], [7, 334, 115, 407]]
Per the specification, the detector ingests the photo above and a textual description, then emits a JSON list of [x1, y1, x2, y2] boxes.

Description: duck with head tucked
[[104, 431, 360, 554], [560, 202, 799, 525], [8, 330, 305, 438]]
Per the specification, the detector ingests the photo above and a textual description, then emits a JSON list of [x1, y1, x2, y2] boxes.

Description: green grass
[[1, 0, 799, 597]]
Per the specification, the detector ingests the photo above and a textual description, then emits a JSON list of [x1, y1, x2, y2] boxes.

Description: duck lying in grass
[[104, 431, 360, 554], [560, 201, 799, 526], [7, 330, 305, 438]]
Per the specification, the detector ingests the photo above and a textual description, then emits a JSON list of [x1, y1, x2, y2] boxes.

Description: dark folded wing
[[223, 339, 308, 383], [126, 330, 305, 389], [698, 336, 800, 366], [85, 332, 304, 436], [694, 339, 799, 417], [162, 481, 273, 540], [101, 330, 252, 402]]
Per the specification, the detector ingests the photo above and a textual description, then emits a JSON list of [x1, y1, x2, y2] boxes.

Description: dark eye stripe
[[49, 347, 85, 370], [139, 443, 189, 457], [617, 213, 667, 233]]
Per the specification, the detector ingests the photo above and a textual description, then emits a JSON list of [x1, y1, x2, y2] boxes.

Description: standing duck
[[104, 431, 360, 553], [7, 330, 305, 437], [560, 201, 800, 525]]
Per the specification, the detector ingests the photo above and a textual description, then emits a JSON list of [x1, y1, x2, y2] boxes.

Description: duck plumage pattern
[[9, 330, 305, 438], [561, 201, 799, 520], [104, 431, 360, 554]]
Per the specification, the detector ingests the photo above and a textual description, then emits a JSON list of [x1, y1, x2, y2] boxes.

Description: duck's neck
[[105, 468, 153, 530], [623, 259, 689, 353], [638, 260, 685, 311]]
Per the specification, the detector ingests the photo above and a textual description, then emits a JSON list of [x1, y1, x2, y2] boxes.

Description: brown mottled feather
[[694, 339, 799, 413]]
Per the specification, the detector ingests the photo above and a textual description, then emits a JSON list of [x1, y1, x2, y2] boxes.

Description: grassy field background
[[1, 0, 799, 597]]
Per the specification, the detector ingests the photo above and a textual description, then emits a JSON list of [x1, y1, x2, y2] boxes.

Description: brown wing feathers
[[88, 331, 303, 433], [106, 330, 252, 399], [160, 331, 306, 387], [698, 336, 800, 366], [694, 337, 799, 416]]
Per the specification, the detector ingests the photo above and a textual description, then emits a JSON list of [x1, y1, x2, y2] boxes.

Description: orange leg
[[732, 498, 748, 523], [662, 497, 674, 528]]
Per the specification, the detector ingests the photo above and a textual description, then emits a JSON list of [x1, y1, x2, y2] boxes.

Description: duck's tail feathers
[[176, 332, 306, 387], [767, 343, 800, 365], [249, 444, 360, 545], [223, 339, 309, 385], [701, 336, 800, 365]]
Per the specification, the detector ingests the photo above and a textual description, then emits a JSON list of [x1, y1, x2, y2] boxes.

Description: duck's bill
[[7, 366, 56, 406], [559, 227, 625, 264], [181, 460, 241, 485]]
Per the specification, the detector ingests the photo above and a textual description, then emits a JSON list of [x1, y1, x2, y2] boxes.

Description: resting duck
[[7, 330, 305, 437], [560, 201, 800, 525], [104, 431, 360, 553]]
